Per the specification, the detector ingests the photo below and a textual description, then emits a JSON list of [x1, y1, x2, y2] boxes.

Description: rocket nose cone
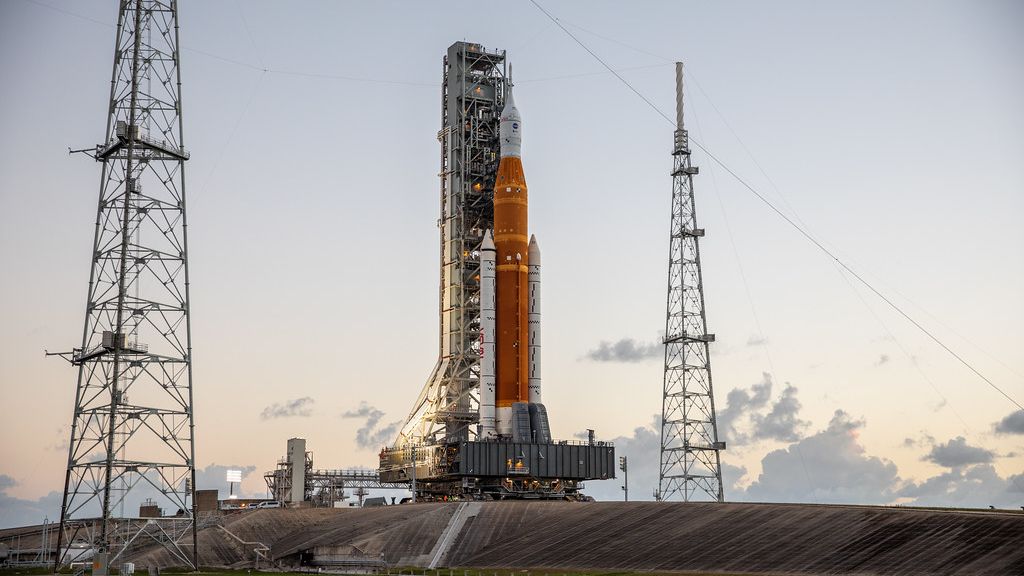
[[528, 235, 540, 264], [500, 87, 522, 158], [482, 230, 496, 251]]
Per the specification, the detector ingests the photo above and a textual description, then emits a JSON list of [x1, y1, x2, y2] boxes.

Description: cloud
[[720, 461, 749, 496], [194, 463, 260, 498], [584, 403, 894, 505], [260, 397, 314, 420], [720, 373, 806, 444], [583, 417, 752, 503], [717, 373, 773, 444], [717, 373, 807, 445], [746, 334, 767, 346], [342, 402, 400, 449], [995, 410, 1024, 435], [0, 462, 268, 531], [900, 465, 1024, 508], [0, 475, 63, 529], [584, 338, 661, 362], [737, 418, 1019, 507], [578, 408, 1024, 508], [751, 384, 808, 442], [902, 432, 936, 448], [876, 354, 890, 366], [738, 410, 902, 504], [923, 436, 994, 468]]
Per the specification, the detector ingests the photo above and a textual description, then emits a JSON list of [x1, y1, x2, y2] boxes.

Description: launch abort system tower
[[658, 62, 726, 502], [382, 42, 614, 500], [52, 0, 198, 569]]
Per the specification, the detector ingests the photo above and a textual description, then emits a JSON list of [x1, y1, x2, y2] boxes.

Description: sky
[[1, 0, 1023, 527]]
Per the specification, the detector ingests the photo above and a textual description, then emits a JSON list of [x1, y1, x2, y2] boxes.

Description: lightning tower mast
[[54, 0, 197, 570], [658, 62, 725, 502]]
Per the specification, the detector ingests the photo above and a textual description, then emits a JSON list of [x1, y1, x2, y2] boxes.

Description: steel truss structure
[[54, 0, 197, 569], [658, 63, 725, 502], [264, 466, 407, 508], [398, 42, 508, 446]]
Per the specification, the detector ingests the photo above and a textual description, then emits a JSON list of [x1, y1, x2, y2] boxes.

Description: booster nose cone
[[499, 89, 522, 158], [528, 234, 540, 264]]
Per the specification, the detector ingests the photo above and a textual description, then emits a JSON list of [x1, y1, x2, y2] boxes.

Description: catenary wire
[[527, 0, 1023, 413], [22, 0, 670, 88], [686, 64, 1010, 429], [690, 94, 818, 500], [26, 0, 1023, 412], [682, 62, 1024, 494]]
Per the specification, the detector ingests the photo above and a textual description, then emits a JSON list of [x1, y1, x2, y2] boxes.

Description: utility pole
[[619, 456, 629, 502]]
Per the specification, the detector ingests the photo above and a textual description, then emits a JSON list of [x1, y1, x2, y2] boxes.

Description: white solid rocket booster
[[479, 230, 497, 439], [528, 235, 541, 404]]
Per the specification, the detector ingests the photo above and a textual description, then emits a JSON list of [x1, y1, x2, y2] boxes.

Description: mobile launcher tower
[[379, 42, 614, 500]]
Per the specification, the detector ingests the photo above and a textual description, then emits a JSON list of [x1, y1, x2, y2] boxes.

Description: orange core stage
[[493, 155, 529, 409]]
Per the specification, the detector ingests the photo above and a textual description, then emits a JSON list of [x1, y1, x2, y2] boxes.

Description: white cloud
[[752, 384, 808, 442], [718, 373, 808, 445], [738, 410, 902, 504], [995, 410, 1024, 435], [717, 373, 773, 444], [0, 475, 63, 529], [573, 393, 1024, 509], [923, 437, 994, 469], [584, 416, 750, 503], [0, 463, 269, 530], [584, 338, 661, 363], [900, 465, 1024, 508], [260, 397, 315, 420]]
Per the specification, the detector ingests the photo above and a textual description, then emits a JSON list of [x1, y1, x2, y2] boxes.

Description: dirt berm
[[126, 501, 1024, 575]]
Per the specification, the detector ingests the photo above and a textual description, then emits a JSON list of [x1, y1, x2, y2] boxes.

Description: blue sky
[[1, 0, 1022, 525]]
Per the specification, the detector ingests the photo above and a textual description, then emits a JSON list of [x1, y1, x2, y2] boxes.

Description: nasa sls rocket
[[479, 89, 548, 441]]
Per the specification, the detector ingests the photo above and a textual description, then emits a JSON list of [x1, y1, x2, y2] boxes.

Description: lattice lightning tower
[[53, 0, 198, 569], [658, 62, 725, 502]]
